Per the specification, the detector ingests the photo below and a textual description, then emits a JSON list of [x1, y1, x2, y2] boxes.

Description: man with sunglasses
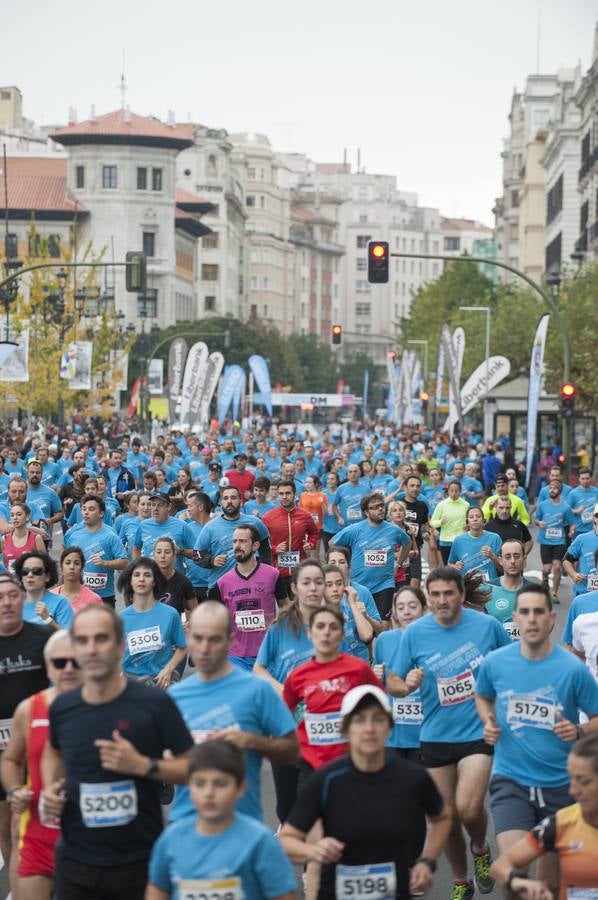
[[1, 628, 83, 899], [332, 493, 410, 619], [0, 575, 51, 881]]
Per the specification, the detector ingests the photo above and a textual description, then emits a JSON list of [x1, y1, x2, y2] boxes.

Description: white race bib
[[234, 609, 266, 632], [278, 551, 299, 568], [364, 549, 388, 567], [304, 711, 346, 745], [335, 862, 396, 900], [191, 723, 240, 744], [437, 670, 475, 706], [506, 694, 557, 730], [567, 890, 598, 900], [503, 621, 520, 640], [545, 526, 563, 540], [312, 514, 319, 523], [126, 625, 163, 656], [0, 718, 12, 750], [79, 780, 137, 828], [83, 571, 107, 589], [587, 574, 598, 592], [347, 507, 362, 520], [406, 522, 420, 536], [179, 878, 241, 900], [392, 698, 423, 725], [581, 508, 594, 523]]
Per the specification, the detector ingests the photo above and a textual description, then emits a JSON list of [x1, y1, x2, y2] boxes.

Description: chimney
[[68, 106, 77, 126], [167, 109, 175, 127], [90, 104, 96, 123]]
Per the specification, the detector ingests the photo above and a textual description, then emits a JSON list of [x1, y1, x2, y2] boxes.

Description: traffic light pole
[[389, 252, 572, 466]]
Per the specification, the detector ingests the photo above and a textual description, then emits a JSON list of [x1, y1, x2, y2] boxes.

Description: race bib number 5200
[[79, 780, 137, 828], [437, 670, 475, 706]]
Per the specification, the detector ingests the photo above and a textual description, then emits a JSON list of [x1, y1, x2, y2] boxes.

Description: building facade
[[575, 26, 598, 262]]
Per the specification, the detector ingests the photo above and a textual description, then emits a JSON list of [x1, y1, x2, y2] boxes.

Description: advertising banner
[[178, 342, 209, 427], [525, 315, 550, 489], [168, 338, 188, 424]]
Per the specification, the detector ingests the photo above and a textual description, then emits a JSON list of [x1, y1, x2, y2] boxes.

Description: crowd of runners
[[0, 418, 595, 899]]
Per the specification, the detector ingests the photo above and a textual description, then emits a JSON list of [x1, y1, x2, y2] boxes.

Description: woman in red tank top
[[1, 630, 83, 899], [2, 502, 46, 573]]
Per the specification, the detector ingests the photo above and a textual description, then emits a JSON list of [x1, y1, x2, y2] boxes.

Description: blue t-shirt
[[168, 667, 295, 822], [133, 517, 196, 574], [536, 499, 574, 545], [63, 523, 127, 598], [396, 608, 510, 743], [26, 484, 62, 520], [565, 531, 598, 595], [334, 482, 370, 524], [243, 499, 276, 520], [0, 499, 45, 525], [562, 590, 598, 644], [183, 519, 209, 589], [23, 590, 74, 628], [255, 619, 314, 684], [374, 629, 422, 749], [148, 812, 296, 899], [194, 514, 269, 588], [568, 486, 598, 534], [66, 502, 116, 528], [119, 603, 186, 677], [448, 531, 502, 580], [537, 483, 572, 505], [422, 484, 445, 513], [476, 643, 598, 786], [341, 583, 381, 662], [333, 520, 410, 593]]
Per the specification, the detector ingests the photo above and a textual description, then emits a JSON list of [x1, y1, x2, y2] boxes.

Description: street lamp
[[459, 305, 491, 439]]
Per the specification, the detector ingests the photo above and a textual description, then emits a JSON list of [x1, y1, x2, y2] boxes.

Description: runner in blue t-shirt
[[63, 494, 128, 607], [448, 507, 502, 582], [168, 601, 298, 824], [568, 468, 598, 535], [563, 516, 598, 596], [13, 550, 75, 629], [332, 465, 370, 526], [132, 493, 196, 574], [534, 479, 574, 601], [117, 557, 187, 686], [476, 582, 598, 886], [147, 741, 296, 900], [332, 493, 410, 619], [389, 565, 510, 898]]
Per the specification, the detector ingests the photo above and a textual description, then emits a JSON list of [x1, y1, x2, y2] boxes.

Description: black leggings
[[439, 545, 451, 564], [372, 587, 395, 619], [272, 762, 300, 823]]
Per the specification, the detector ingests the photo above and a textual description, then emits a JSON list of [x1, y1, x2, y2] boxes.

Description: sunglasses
[[21, 567, 46, 576], [50, 657, 80, 670]]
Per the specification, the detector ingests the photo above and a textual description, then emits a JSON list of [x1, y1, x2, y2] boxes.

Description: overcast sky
[[3, 0, 595, 223]]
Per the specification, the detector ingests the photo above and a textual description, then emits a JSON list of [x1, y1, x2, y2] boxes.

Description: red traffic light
[[420, 391, 430, 402], [370, 242, 387, 259], [561, 383, 576, 398]]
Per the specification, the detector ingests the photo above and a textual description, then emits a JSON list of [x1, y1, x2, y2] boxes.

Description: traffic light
[[387, 350, 397, 361], [368, 241, 389, 283], [125, 251, 147, 293], [560, 382, 576, 417], [331, 324, 343, 345], [420, 391, 429, 412]]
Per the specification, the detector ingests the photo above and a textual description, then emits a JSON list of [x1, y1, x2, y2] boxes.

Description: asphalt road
[[0, 530, 574, 898]]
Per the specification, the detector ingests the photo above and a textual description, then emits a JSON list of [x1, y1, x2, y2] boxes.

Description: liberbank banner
[[254, 392, 357, 408]]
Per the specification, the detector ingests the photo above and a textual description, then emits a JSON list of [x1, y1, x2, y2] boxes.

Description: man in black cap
[[225, 453, 255, 501]]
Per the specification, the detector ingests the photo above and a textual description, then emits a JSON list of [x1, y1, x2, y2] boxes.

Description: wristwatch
[[415, 857, 437, 873], [143, 758, 160, 780]]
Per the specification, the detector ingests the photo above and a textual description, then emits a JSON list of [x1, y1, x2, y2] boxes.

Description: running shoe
[[471, 842, 495, 893], [450, 880, 475, 900]]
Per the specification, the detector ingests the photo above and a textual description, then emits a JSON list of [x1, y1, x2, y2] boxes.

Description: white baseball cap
[[340, 685, 391, 718]]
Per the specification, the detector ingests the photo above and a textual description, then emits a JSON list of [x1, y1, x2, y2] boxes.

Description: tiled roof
[[441, 216, 493, 232], [291, 205, 336, 226], [51, 110, 193, 150], [175, 187, 215, 213], [0, 157, 84, 213]]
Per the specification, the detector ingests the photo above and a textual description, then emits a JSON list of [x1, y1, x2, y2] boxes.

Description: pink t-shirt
[[50, 584, 103, 612], [216, 562, 280, 658]]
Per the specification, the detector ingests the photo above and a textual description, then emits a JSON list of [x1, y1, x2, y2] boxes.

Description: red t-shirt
[[283, 654, 382, 769], [225, 469, 255, 499]]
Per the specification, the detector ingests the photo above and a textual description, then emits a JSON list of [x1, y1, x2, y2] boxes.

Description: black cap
[[208, 462, 222, 472], [234, 452, 248, 460], [149, 491, 169, 503]]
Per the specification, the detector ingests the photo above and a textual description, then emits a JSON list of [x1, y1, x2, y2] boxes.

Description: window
[[247, 167, 256, 179], [263, 304, 268, 316], [444, 236, 460, 251], [356, 258, 367, 271], [355, 280, 370, 292], [75, 166, 85, 189], [546, 175, 563, 225], [250, 276, 258, 289], [410, 239, 415, 251], [355, 302, 371, 316], [356, 235, 371, 248], [137, 167, 147, 190], [142, 232, 155, 257], [260, 195, 265, 208], [48, 235, 61, 258], [432, 241, 439, 253], [5, 233, 18, 259], [545, 233, 562, 273], [138, 289, 158, 318], [510, 223, 519, 241], [359, 214, 368, 223], [432, 263, 439, 276], [533, 109, 550, 127], [246, 195, 256, 207], [204, 296, 216, 311], [250, 303, 258, 316], [510, 190, 519, 208], [207, 155, 217, 176], [202, 232, 219, 249], [102, 166, 117, 189], [201, 264, 219, 281], [152, 168, 162, 191]]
